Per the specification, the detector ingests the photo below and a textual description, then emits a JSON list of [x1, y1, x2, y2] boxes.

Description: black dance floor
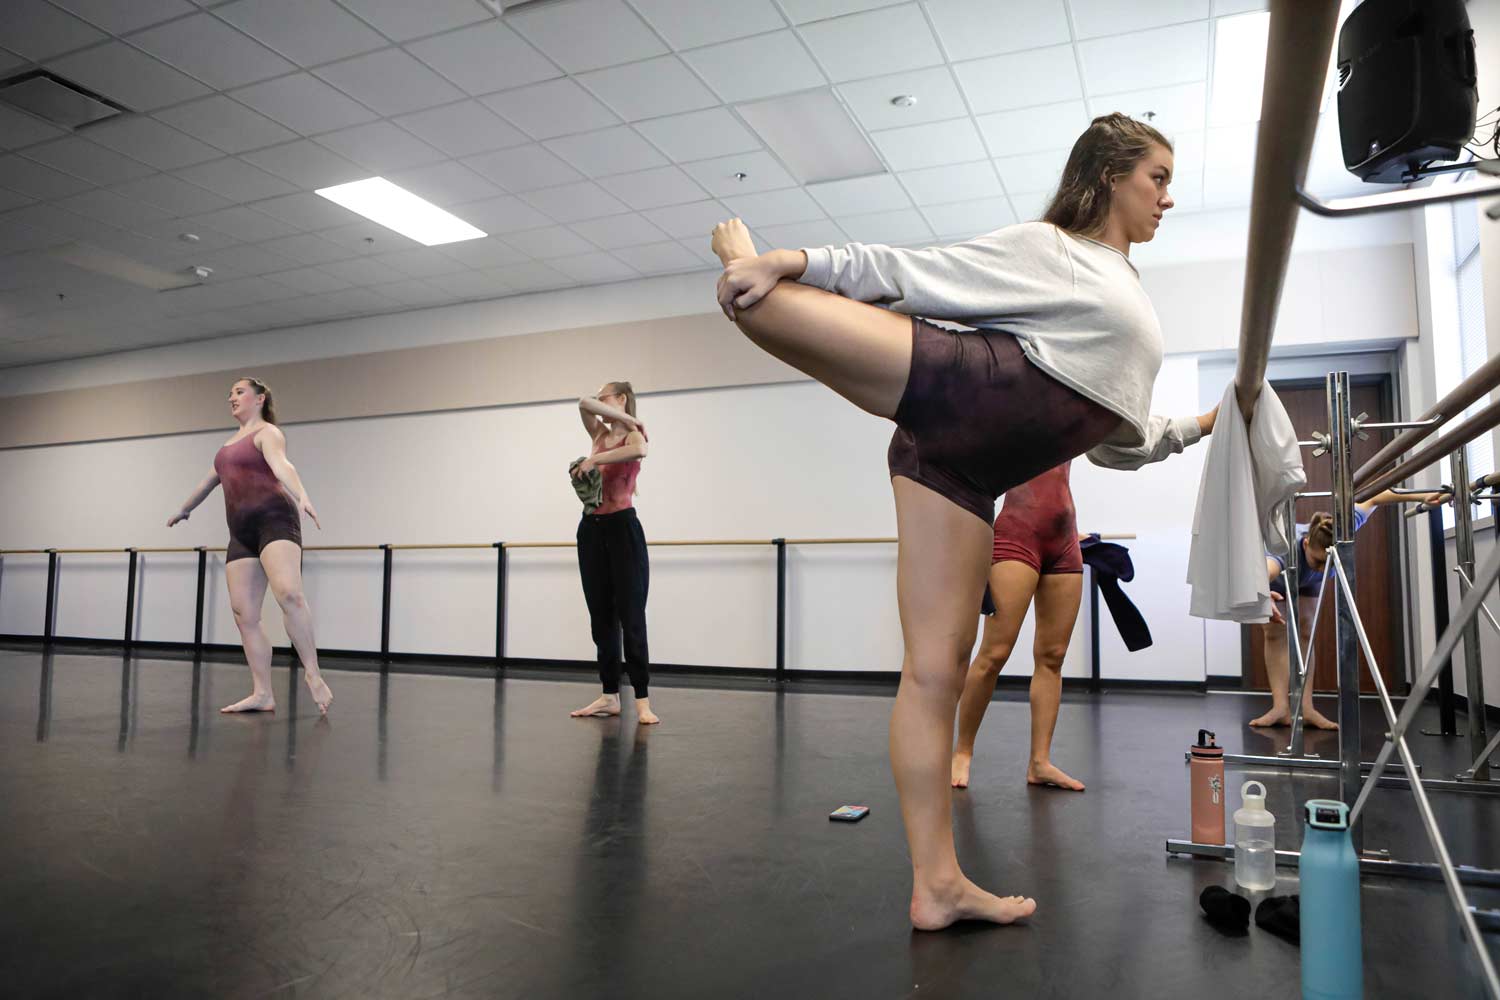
[[1, 643, 1494, 998]]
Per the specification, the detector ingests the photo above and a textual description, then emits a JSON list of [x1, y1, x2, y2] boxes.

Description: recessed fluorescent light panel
[[736, 89, 885, 185], [314, 177, 486, 246], [1209, 1, 1355, 127]]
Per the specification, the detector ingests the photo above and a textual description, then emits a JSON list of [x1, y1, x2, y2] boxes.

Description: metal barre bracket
[[1296, 160, 1500, 218]]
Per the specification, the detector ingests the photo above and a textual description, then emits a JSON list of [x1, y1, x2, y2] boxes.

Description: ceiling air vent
[[0, 70, 128, 130]]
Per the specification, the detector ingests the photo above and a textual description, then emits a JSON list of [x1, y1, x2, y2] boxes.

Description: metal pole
[[193, 547, 207, 651], [774, 539, 787, 683], [123, 548, 138, 649], [1452, 448, 1488, 781], [1088, 568, 1101, 693], [494, 542, 507, 667], [1327, 372, 1364, 848], [1280, 500, 1310, 758], [380, 544, 393, 660], [43, 549, 57, 643], [1426, 507, 1458, 736]]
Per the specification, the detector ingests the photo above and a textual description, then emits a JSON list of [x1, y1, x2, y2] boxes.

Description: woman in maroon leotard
[[167, 377, 332, 715], [951, 462, 1087, 791]]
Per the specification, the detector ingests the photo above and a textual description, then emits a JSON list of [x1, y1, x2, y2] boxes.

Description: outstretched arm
[[167, 471, 220, 527], [257, 427, 320, 529], [1086, 404, 1217, 471]]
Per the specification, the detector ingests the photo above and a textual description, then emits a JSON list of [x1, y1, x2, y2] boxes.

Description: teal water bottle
[[1299, 799, 1362, 999]]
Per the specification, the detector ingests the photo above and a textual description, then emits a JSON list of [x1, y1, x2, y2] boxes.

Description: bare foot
[[1249, 707, 1290, 728], [910, 874, 1037, 931], [637, 708, 660, 725], [1303, 708, 1339, 731], [1027, 760, 1085, 791], [951, 751, 972, 789], [220, 692, 275, 713], [570, 694, 621, 718], [304, 671, 333, 716], [711, 218, 756, 265]]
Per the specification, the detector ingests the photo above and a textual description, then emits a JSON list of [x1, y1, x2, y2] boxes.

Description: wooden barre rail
[[1354, 353, 1500, 494], [1357, 399, 1500, 503]]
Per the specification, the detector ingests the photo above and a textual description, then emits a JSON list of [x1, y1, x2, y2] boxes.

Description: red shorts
[[990, 462, 1082, 575]]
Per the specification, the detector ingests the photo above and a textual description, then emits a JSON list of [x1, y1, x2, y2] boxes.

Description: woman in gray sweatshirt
[[708, 113, 1218, 932]]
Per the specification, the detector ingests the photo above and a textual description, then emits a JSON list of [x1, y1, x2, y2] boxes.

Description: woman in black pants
[[570, 381, 657, 725]]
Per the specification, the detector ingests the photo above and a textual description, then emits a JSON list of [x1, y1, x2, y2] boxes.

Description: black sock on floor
[[1255, 894, 1301, 945], [1199, 885, 1250, 935]]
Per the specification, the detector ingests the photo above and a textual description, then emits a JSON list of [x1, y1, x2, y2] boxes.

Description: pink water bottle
[[1190, 729, 1226, 845]]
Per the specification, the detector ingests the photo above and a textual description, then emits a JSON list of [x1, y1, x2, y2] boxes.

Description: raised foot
[[304, 671, 333, 716], [710, 218, 756, 266], [950, 752, 972, 789], [910, 877, 1037, 931], [220, 692, 275, 714], [1027, 761, 1085, 791], [570, 694, 621, 718]]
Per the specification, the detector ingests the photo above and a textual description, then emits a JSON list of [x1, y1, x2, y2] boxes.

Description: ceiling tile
[[1087, 81, 1207, 138], [597, 165, 707, 210], [895, 161, 1001, 206], [253, 191, 360, 230], [317, 256, 409, 286], [925, 1, 1070, 60], [232, 73, 380, 136], [633, 108, 759, 163], [154, 96, 298, 153], [395, 101, 529, 158], [682, 32, 826, 104], [641, 199, 731, 239], [108, 174, 232, 215], [569, 213, 669, 249], [53, 0, 195, 34], [242, 139, 368, 189], [1071, 0, 1211, 40], [576, 56, 718, 122], [1202, 122, 1255, 208], [406, 21, 560, 97], [799, 4, 943, 83], [481, 78, 618, 141], [461, 145, 581, 192], [373, 246, 471, 278], [338, 0, 492, 42], [128, 13, 295, 89], [24, 138, 154, 185], [919, 196, 1015, 237], [721, 188, 824, 226], [682, 150, 794, 196], [0, 187, 36, 212], [954, 44, 1082, 115], [871, 117, 986, 171], [806, 173, 909, 216], [0, 1, 106, 61], [751, 219, 849, 248], [1008, 188, 1052, 221], [545, 127, 666, 178], [82, 116, 223, 170], [628, 0, 785, 49], [136, 215, 241, 249], [56, 189, 171, 229], [388, 161, 502, 206], [425, 269, 507, 298], [992, 148, 1069, 194], [315, 47, 466, 116], [445, 194, 551, 233], [47, 42, 212, 111], [486, 260, 571, 292], [216, 0, 387, 67], [1077, 22, 1209, 96], [375, 277, 452, 305], [549, 250, 638, 282], [315, 122, 445, 172], [835, 207, 932, 244], [975, 101, 1090, 158], [257, 232, 357, 265], [0, 106, 66, 150], [194, 242, 298, 276], [302, 286, 399, 314], [227, 299, 313, 328], [780, 0, 905, 23], [508, 0, 665, 73], [1214, 0, 1267, 12], [174, 157, 299, 201], [501, 224, 595, 258], [187, 205, 299, 241], [519, 181, 629, 224], [838, 67, 967, 132], [433, 236, 526, 268]]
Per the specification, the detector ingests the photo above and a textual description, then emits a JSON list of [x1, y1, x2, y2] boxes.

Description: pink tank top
[[592, 432, 640, 515]]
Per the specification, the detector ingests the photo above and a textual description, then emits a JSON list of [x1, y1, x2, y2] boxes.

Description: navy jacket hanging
[[1079, 534, 1153, 652]]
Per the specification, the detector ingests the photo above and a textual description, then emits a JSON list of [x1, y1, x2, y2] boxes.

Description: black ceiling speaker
[[1336, 0, 1478, 183]]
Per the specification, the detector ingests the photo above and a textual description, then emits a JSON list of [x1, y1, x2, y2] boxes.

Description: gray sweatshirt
[[798, 221, 1202, 469]]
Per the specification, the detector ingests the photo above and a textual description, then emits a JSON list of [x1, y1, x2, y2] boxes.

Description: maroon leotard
[[991, 461, 1082, 574], [213, 433, 302, 563], [593, 432, 640, 516]]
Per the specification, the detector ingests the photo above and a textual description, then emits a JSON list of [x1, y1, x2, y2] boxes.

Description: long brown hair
[[1042, 113, 1173, 236], [234, 376, 277, 424], [605, 380, 637, 418]]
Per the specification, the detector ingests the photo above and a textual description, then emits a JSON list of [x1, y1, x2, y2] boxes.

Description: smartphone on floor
[[829, 805, 869, 822]]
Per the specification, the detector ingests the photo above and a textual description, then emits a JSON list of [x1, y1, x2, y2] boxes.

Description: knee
[[973, 643, 1014, 678], [231, 604, 261, 630], [275, 589, 308, 615], [906, 643, 970, 697], [1033, 643, 1068, 672]]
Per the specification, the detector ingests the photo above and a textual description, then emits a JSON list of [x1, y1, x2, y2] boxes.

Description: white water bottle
[[1233, 780, 1277, 891]]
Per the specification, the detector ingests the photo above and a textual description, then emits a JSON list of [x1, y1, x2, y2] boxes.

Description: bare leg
[[712, 219, 912, 420], [891, 477, 1037, 931], [260, 541, 332, 715], [222, 558, 275, 713], [1026, 573, 1085, 791], [1251, 598, 1336, 730], [952, 561, 1038, 788]]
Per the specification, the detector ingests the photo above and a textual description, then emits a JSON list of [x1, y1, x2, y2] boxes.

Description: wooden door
[[1245, 379, 1405, 693]]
